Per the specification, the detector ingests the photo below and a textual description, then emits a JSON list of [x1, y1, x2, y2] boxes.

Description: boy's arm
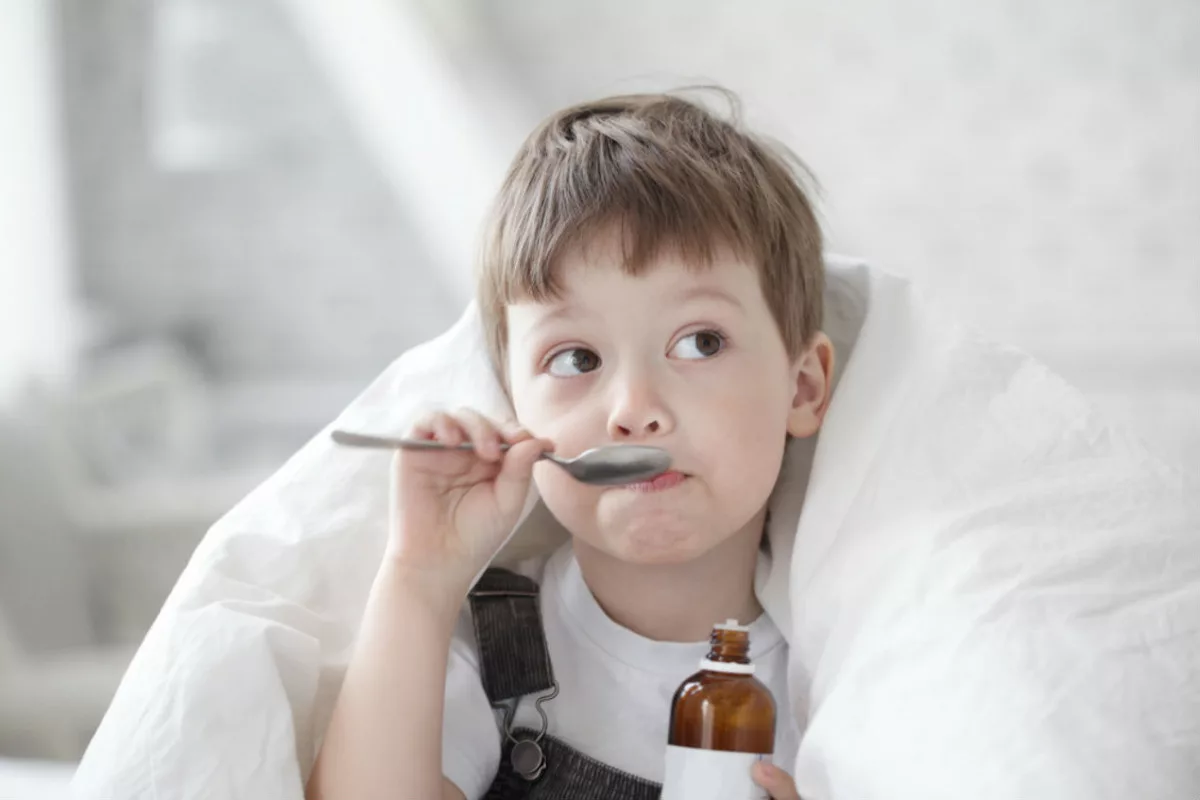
[[306, 560, 469, 800], [308, 410, 546, 800]]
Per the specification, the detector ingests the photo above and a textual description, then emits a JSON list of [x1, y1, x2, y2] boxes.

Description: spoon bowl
[[329, 429, 672, 486]]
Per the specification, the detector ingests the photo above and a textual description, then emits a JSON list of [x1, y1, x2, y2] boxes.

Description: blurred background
[[1, 0, 1197, 792]]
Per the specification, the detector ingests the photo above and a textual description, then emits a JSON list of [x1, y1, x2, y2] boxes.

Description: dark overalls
[[468, 568, 663, 800]]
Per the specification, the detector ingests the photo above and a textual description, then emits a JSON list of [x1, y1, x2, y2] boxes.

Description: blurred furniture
[[0, 409, 134, 759], [0, 340, 269, 760]]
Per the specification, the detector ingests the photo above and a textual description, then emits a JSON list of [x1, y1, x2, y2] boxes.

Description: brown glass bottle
[[660, 620, 776, 800]]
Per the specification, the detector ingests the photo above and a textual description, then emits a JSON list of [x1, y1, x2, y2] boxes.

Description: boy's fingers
[[407, 411, 442, 440], [455, 408, 503, 461], [498, 419, 534, 444], [404, 412, 467, 461], [489, 438, 542, 514], [431, 412, 464, 446], [494, 437, 549, 491], [752, 762, 801, 800]]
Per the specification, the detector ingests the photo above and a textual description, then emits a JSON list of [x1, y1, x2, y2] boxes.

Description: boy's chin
[[591, 522, 724, 567]]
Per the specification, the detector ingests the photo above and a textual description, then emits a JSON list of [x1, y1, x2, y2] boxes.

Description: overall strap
[[470, 567, 663, 800], [468, 567, 556, 704]]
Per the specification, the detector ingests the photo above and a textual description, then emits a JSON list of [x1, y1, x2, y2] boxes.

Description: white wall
[[0, 0, 79, 406], [281, 0, 518, 302]]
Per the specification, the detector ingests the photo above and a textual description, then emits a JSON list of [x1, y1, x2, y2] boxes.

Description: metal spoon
[[329, 429, 672, 486]]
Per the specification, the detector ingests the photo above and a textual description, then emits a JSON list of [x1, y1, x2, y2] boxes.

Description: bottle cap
[[713, 618, 750, 632]]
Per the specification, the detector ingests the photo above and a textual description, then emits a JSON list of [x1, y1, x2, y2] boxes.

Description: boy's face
[[506, 234, 832, 566]]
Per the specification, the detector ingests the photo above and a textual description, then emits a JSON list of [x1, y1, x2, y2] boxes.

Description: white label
[[659, 744, 770, 800]]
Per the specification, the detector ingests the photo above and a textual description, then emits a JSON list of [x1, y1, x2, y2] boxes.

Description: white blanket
[[72, 256, 1200, 799]]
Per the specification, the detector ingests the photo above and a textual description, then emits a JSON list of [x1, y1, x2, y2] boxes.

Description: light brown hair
[[477, 88, 824, 378]]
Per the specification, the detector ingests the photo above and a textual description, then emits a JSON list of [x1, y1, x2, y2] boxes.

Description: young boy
[[307, 90, 835, 800]]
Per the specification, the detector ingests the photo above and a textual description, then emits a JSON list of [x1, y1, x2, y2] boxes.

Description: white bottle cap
[[712, 618, 750, 632]]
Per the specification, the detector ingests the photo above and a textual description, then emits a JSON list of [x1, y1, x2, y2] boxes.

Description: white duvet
[[72, 256, 1200, 799]]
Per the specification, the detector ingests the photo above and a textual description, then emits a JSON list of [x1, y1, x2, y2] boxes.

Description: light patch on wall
[[147, 0, 299, 171]]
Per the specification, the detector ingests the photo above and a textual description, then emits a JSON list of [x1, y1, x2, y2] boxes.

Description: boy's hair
[[477, 88, 824, 377]]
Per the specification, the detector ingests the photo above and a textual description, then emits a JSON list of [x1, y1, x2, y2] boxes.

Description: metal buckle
[[498, 682, 559, 781]]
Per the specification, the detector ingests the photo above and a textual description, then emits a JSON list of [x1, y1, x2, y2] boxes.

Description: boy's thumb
[[493, 437, 549, 505]]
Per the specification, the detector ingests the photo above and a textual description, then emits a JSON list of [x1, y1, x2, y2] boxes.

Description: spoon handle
[[330, 429, 512, 452]]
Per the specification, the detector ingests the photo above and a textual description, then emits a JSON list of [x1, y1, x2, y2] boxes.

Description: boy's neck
[[573, 510, 767, 643]]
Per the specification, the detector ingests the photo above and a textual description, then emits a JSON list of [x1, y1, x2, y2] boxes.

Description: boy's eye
[[671, 330, 725, 360], [546, 347, 601, 377]]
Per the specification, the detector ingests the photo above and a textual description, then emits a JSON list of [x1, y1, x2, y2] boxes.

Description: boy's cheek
[[514, 393, 601, 450], [531, 465, 600, 534]]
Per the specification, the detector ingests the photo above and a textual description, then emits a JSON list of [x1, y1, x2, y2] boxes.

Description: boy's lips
[[622, 469, 687, 492]]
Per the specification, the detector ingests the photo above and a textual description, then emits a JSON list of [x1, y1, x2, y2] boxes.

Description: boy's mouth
[[622, 470, 686, 493]]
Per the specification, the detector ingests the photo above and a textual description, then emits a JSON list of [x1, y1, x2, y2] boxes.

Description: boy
[[307, 90, 835, 800]]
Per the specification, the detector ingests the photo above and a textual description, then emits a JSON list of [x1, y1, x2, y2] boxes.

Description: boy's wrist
[[375, 555, 475, 624]]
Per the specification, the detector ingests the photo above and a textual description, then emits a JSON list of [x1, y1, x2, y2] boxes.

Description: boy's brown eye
[[547, 347, 601, 376], [694, 332, 722, 356], [671, 330, 726, 360]]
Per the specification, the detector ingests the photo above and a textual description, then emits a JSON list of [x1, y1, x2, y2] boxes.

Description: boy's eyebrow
[[519, 302, 582, 342], [677, 285, 744, 310]]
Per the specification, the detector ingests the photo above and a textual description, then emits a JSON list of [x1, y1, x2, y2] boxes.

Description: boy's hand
[[753, 762, 803, 800], [388, 409, 551, 593]]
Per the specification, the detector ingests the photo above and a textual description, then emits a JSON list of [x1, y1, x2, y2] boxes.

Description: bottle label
[[659, 744, 770, 800]]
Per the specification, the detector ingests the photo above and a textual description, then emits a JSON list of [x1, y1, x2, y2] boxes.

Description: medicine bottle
[[660, 619, 776, 800]]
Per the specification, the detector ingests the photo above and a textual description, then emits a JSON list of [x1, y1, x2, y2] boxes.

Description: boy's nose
[[606, 382, 675, 440], [611, 417, 662, 438]]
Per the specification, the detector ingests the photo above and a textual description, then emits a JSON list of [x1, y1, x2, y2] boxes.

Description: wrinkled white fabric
[[73, 256, 1200, 799]]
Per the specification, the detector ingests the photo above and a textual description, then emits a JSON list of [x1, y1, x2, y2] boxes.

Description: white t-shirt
[[442, 543, 799, 799]]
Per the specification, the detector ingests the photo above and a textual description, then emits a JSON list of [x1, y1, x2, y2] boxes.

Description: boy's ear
[[786, 332, 835, 439]]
